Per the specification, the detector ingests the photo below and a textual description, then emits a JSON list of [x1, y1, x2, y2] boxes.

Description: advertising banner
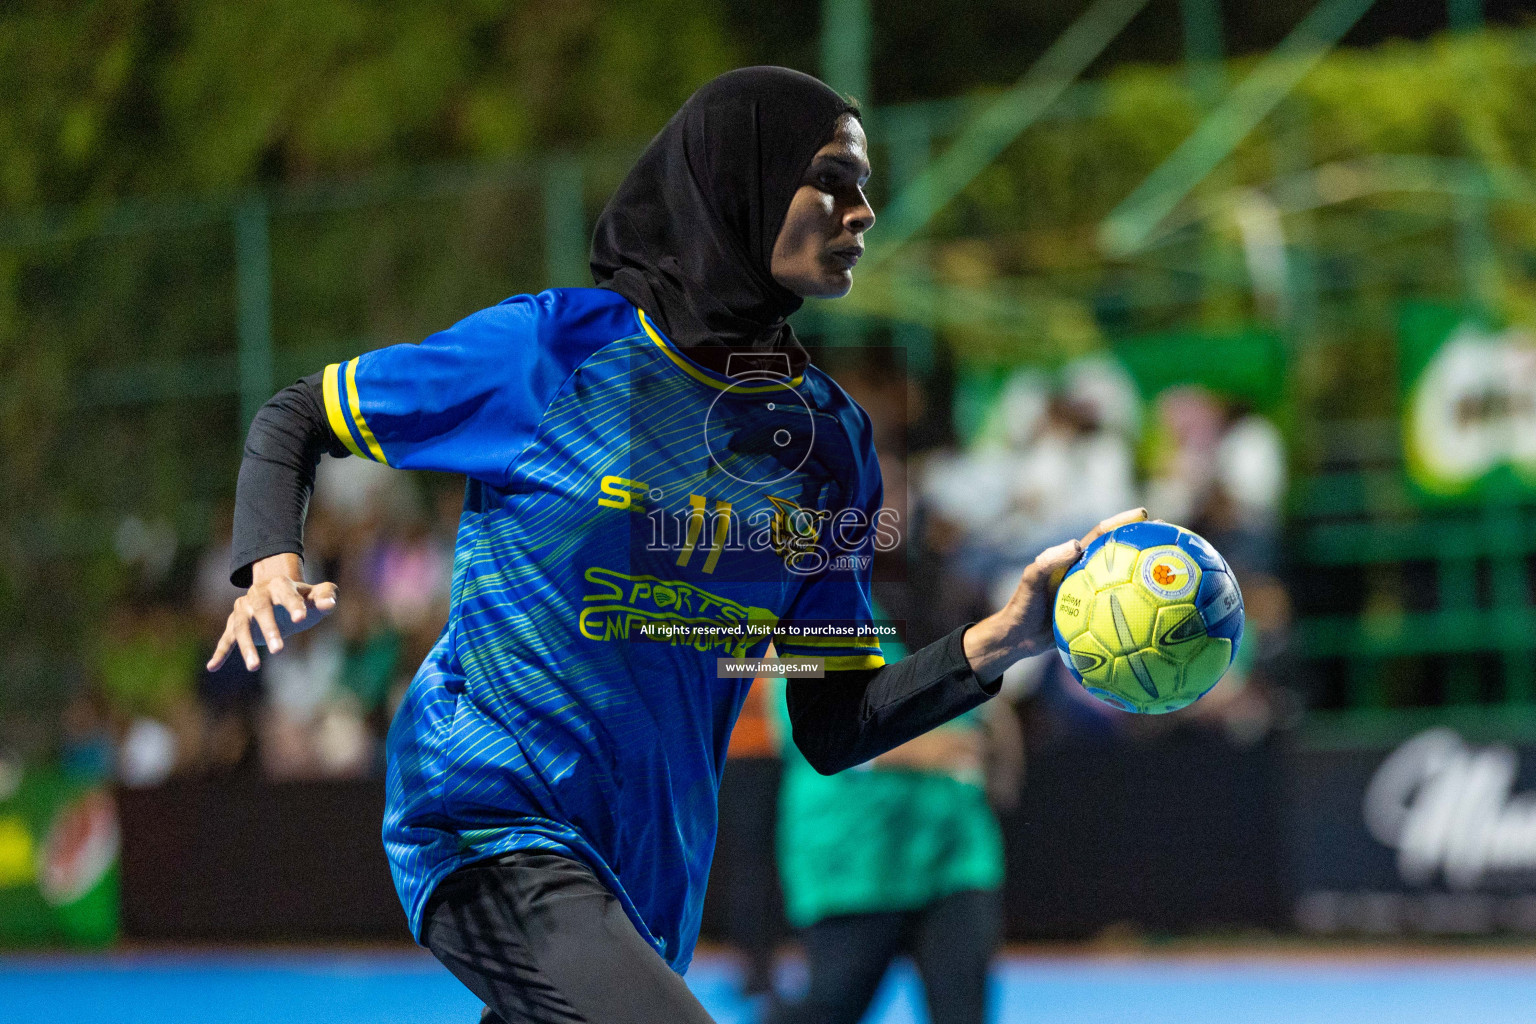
[[1292, 728, 1536, 935], [1399, 304, 1536, 501], [117, 779, 405, 941], [0, 765, 119, 946]]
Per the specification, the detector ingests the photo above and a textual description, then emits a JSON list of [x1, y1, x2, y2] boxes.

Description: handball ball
[[1052, 521, 1243, 714]]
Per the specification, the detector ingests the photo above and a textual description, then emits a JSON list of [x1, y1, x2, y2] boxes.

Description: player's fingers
[[252, 602, 285, 654], [233, 614, 262, 672], [1020, 538, 1082, 590], [308, 581, 339, 612], [1078, 507, 1148, 548], [207, 625, 234, 672], [270, 578, 308, 625]]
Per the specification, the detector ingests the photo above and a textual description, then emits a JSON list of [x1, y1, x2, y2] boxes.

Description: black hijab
[[590, 66, 857, 369]]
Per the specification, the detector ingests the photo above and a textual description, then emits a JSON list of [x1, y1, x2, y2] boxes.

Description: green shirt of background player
[[765, 616, 1010, 1024]]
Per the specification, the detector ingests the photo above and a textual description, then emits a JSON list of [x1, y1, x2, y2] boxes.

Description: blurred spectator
[[370, 515, 451, 635], [1209, 402, 1287, 576], [920, 363, 1138, 597], [58, 691, 113, 783], [69, 455, 460, 787], [335, 586, 403, 735], [260, 627, 365, 780], [1144, 386, 1226, 529], [95, 604, 202, 786], [118, 717, 177, 788]]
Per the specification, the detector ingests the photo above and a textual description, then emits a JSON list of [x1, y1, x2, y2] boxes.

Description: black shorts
[[422, 851, 716, 1024]]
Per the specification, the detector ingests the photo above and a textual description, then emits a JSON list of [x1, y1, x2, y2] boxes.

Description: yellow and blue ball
[[1052, 521, 1243, 714]]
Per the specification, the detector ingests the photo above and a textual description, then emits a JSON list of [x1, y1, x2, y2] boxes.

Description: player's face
[[770, 114, 874, 299]]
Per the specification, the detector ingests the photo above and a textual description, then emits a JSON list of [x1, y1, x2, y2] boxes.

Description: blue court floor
[[3, 948, 1535, 1023]]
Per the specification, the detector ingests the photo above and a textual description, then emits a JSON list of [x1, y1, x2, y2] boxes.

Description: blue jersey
[[320, 288, 885, 971]]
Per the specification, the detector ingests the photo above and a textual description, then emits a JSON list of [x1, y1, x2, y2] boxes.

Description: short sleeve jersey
[[332, 288, 885, 972]]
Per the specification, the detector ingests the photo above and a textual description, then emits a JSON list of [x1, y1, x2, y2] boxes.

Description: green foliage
[[851, 27, 1536, 403], [0, 0, 738, 208], [922, 30, 1536, 269]]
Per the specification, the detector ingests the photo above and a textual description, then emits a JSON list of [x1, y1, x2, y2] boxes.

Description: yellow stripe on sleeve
[[344, 359, 389, 465], [820, 654, 887, 671], [780, 635, 884, 651], [323, 363, 369, 460], [779, 651, 886, 671]]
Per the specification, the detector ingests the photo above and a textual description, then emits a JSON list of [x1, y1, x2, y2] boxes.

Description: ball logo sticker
[[1139, 549, 1198, 600]]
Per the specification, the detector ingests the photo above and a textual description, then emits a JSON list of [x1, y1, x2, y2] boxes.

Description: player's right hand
[[207, 552, 338, 672], [873, 727, 983, 779]]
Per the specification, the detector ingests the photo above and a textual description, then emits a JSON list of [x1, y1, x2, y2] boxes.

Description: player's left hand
[[962, 507, 1149, 681]]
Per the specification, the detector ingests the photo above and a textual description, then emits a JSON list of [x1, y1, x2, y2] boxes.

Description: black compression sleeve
[[229, 372, 350, 587], [784, 623, 1001, 775]]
